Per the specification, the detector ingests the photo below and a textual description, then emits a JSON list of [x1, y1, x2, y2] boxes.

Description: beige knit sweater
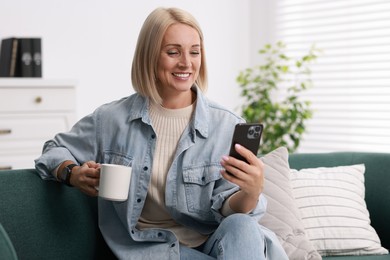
[[136, 101, 208, 247]]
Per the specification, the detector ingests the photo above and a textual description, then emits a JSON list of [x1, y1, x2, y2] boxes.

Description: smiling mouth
[[173, 73, 190, 78]]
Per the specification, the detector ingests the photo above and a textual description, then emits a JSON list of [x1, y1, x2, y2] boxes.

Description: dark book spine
[[31, 38, 42, 77], [16, 38, 34, 77], [0, 38, 19, 77]]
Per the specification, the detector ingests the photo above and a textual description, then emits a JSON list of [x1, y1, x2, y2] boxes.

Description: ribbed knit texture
[[137, 101, 208, 247]]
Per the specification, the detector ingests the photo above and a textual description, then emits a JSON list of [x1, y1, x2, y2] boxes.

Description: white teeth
[[173, 73, 189, 78]]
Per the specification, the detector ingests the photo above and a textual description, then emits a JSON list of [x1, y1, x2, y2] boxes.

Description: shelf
[[0, 78, 77, 88]]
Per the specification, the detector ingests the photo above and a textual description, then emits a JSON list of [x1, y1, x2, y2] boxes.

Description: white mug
[[98, 164, 132, 201]]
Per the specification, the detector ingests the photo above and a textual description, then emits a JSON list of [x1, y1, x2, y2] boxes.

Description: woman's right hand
[[69, 161, 101, 197]]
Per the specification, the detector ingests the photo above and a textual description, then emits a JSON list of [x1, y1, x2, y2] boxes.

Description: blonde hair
[[131, 7, 208, 104]]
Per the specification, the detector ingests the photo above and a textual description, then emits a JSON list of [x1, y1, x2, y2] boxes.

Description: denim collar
[[127, 86, 209, 139]]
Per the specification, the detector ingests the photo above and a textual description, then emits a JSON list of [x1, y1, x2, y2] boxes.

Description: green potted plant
[[237, 41, 319, 154]]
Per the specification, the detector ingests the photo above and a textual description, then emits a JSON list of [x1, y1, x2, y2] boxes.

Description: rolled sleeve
[[215, 192, 268, 222], [35, 145, 77, 180], [210, 186, 240, 222]]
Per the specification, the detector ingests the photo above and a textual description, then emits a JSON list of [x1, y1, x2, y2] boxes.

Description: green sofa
[[0, 152, 389, 260]]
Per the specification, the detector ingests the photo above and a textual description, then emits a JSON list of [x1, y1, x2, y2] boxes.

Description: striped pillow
[[290, 164, 388, 256]]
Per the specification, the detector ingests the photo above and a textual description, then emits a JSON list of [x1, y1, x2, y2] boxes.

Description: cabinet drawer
[[0, 115, 68, 141], [0, 87, 75, 112], [0, 151, 39, 170]]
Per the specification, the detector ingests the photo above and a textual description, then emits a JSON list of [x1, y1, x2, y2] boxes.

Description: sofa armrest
[[0, 169, 115, 259], [0, 223, 18, 260]]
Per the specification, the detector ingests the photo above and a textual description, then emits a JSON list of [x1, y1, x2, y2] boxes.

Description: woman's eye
[[167, 50, 179, 56], [191, 51, 200, 55]]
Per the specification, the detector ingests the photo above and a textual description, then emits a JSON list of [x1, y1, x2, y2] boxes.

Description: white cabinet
[[0, 79, 77, 170]]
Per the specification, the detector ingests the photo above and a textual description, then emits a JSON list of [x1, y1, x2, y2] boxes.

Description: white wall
[[249, 0, 275, 65], [0, 0, 254, 119]]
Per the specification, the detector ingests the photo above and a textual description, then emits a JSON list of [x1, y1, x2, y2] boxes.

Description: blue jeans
[[180, 214, 267, 260]]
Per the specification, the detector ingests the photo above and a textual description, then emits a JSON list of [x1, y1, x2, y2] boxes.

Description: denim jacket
[[35, 87, 269, 259]]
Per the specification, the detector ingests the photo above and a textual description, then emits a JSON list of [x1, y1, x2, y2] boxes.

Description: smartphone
[[228, 123, 263, 162]]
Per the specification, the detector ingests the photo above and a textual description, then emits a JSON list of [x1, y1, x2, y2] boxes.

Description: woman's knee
[[220, 213, 261, 237], [209, 214, 266, 259]]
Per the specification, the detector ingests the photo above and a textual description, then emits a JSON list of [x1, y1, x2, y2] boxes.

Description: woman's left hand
[[220, 144, 264, 212]]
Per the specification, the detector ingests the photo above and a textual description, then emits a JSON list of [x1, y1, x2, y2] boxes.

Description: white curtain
[[266, 0, 390, 152]]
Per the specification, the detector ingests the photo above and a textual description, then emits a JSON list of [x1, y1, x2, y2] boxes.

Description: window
[[265, 0, 390, 152]]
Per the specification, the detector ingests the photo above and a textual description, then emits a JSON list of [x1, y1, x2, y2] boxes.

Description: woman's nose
[[178, 54, 191, 68]]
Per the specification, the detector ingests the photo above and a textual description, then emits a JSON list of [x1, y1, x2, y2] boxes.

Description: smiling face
[[157, 23, 201, 107]]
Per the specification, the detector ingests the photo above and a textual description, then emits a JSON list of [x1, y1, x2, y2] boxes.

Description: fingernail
[[222, 155, 229, 161], [235, 143, 242, 149]]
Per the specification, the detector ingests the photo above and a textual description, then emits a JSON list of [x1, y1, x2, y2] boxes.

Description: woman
[[35, 7, 287, 260]]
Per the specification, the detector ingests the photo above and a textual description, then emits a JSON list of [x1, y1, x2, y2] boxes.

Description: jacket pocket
[[182, 164, 222, 215], [103, 151, 133, 166]]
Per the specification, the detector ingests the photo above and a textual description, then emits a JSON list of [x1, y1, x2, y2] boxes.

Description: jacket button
[[143, 166, 148, 171], [137, 198, 142, 203], [151, 134, 156, 139], [170, 243, 176, 248]]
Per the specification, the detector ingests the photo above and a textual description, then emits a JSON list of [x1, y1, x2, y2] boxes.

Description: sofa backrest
[[0, 169, 115, 260], [289, 152, 390, 250], [2, 153, 389, 258]]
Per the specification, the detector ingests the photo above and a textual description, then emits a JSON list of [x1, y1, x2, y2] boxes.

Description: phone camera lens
[[255, 126, 261, 132]]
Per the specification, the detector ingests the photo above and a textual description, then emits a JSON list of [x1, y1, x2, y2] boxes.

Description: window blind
[[270, 0, 390, 152]]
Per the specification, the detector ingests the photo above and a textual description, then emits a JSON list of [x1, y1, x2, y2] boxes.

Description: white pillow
[[290, 164, 389, 256], [259, 147, 321, 260]]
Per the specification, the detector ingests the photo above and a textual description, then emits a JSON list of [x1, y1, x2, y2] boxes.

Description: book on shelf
[[31, 38, 42, 77], [17, 38, 34, 77], [0, 37, 42, 77], [0, 38, 19, 77]]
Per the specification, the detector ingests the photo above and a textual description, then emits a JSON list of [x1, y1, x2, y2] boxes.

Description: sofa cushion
[[290, 164, 388, 256], [0, 223, 18, 260], [259, 147, 321, 260]]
